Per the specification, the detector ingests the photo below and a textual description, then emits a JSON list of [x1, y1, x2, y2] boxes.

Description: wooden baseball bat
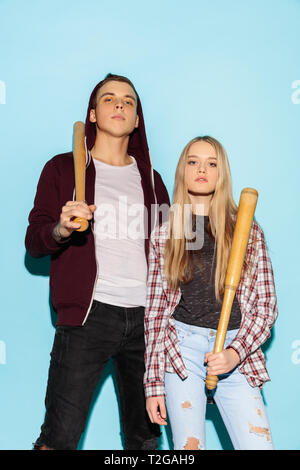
[[72, 121, 89, 232], [205, 188, 258, 391]]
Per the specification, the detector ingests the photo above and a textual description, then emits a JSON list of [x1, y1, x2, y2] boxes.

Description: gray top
[[173, 215, 241, 330]]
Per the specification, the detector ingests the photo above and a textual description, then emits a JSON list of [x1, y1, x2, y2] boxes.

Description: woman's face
[[185, 140, 218, 196]]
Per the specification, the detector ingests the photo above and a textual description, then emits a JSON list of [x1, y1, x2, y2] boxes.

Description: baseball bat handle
[[206, 374, 218, 390], [205, 287, 236, 390], [72, 216, 89, 232], [73, 121, 88, 232]]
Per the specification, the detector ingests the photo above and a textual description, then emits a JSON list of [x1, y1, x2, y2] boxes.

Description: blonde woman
[[144, 136, 278, 450]]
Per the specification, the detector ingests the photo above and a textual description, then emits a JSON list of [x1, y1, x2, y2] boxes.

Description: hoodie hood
[[85, 79, 151, 168]]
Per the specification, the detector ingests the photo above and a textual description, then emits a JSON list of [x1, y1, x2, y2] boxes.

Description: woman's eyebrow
[[187, 154, 217, 159]]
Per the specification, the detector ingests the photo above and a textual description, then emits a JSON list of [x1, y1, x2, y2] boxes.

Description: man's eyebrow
[[99, 92, 136, 101], [99, 92, 115, 99], [124, 94, 137, 101]]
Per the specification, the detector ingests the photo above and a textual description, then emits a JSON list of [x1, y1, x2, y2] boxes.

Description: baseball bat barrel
[[205, 188, 258, 391], [73, 121, 89, 232]]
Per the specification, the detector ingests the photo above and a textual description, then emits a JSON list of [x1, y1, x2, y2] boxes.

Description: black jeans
[[34, 300, 160, 450]]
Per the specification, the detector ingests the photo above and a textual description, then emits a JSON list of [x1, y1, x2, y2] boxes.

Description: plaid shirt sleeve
[[144, 227, 169, 398], [229, 223, 278, 363]]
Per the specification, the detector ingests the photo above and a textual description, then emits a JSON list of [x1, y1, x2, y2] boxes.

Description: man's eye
[[125, 100, 133, 105], [104, 98, 112, 102]]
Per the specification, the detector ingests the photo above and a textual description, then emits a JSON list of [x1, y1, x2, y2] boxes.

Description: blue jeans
[[34, 301, 160, 449], [165, 320, 274, 450]]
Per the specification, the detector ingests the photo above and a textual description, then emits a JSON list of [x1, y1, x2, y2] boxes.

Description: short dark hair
[[91, 73, 138, 109]]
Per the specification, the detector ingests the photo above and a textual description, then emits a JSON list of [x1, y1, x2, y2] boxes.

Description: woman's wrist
[[227, 347, 240, 366]]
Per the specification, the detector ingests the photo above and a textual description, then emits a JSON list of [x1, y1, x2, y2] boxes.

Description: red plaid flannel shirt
[[144, 220, 278, 398]]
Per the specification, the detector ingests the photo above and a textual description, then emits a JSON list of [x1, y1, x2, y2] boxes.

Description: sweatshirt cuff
[[41, 223, 70, 252], [52, 224, 71, 244]]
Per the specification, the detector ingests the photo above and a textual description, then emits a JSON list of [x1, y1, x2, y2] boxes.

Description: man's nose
[[115, 99, 124, 109]]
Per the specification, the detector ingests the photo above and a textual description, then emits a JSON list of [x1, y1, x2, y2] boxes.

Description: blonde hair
[[164, 136, 238, 302]]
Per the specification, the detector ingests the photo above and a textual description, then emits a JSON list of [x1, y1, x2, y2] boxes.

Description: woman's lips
[[195, 177, 208, 182]]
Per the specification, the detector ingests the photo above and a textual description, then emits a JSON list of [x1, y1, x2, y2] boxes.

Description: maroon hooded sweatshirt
[[25, 80, 170, 326]]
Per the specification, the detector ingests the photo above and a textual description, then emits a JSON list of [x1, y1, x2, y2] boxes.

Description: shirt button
[[209, 330, 215, 337]]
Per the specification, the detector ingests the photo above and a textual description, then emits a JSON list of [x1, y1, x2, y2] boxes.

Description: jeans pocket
[[175, 324, 187, 346], [51, 327, 68, 365], [224, 329, 239, 349], [51, 326, 78, 365]]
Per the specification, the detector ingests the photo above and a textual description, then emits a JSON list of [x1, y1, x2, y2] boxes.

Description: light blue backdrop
[[0, 0, 299, 450]]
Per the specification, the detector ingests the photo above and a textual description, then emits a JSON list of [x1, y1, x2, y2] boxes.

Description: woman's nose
[[197, 163, 206, 173]]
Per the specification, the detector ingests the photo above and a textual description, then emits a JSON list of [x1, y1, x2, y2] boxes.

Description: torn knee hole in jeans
[[180, 402, 203, 450], [181, 401, 192, 409], [248, 423, 271, 441], [183, 437, 202, 450]]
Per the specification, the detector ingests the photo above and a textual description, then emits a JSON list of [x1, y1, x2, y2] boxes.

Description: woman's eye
[[209, 162, 217, 167], [188, 160, 196, 165]]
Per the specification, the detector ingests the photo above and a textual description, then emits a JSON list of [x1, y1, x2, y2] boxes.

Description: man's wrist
[[52, 224, 69, 243]]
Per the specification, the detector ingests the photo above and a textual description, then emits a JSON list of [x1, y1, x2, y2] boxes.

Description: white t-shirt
[[93, 156, 147, 307]]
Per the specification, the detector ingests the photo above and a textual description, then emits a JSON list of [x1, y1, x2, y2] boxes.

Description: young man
[[25, 74, 170, 450]]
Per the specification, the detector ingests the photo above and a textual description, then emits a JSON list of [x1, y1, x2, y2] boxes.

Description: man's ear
[[135, 114, 139, 128], [89, 108, 96, 123]]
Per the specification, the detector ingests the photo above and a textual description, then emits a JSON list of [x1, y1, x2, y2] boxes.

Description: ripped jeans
[[165, 320, 274, 450]]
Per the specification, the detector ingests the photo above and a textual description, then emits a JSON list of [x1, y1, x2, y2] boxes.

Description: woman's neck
[[189, 193, 212, 216]]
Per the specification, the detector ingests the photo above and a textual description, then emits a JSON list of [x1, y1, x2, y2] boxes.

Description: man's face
[[89, 80, 139, 138]]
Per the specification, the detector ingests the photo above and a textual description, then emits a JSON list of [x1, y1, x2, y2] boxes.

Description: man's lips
[[111, 114, 125, 120]]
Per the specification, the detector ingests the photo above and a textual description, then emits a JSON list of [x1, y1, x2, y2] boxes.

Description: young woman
[[144, 136, 278, 450]]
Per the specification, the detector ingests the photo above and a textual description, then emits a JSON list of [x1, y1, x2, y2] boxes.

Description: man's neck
[[91, 131, 131, 166]]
